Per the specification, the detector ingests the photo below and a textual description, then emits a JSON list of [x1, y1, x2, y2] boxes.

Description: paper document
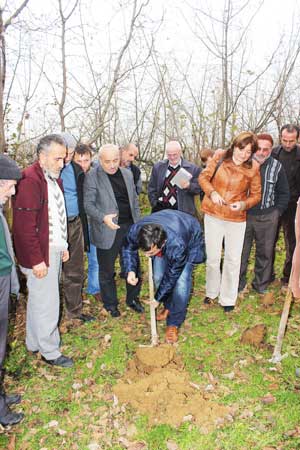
[[171, 168, 192, 188]]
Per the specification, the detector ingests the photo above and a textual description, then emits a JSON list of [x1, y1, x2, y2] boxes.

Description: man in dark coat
[[122, 210, 206, 343], [148, 140, 202, 216], [0, 155, 24, 426]]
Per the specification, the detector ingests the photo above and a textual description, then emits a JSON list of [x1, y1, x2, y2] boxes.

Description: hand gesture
[[32, 261, 48, 279], [103, 213, 120, 230], [210, 191, 226, 206], [127, 271, 139, 285]]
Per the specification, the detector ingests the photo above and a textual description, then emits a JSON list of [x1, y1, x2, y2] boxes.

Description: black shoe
[[0, 410, 24, 426], [126, 299, 144, 313], [223, 306, 235, 313], [5, 393, 21, 406], [76, 313, 96, 323], [109, 308, 121, 318], [42, 355, 74, 368], [203, 297, 214, 305]]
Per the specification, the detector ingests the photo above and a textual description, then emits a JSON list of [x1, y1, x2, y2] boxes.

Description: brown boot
[[93, 293, 102, 302], [156, 308, 169, 321], [165, 326, 178, 344]]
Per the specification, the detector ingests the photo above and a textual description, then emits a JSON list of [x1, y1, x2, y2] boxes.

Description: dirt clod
[[261, 292, 275, 307], [240, 324, 266, 347], [113, 345, 231, 429]]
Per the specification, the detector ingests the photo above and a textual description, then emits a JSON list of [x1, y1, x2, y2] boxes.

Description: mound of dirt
[[261, 292, 276, 307], [113, 345, 231, 430], [240, 324, 267, 347]]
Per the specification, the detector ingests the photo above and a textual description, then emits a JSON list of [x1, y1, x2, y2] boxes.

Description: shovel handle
[[148, 257, 159, 346]]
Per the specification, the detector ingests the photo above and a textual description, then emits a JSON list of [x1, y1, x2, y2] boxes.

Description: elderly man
[[122, 210, 206, 343], [0, 155, 24, 426], [84, 144, 143, 317], [272, 124, 300, 284], [120, 143, 142, 194], [74, 143, 101, 302], [148, 140, 202, 216], [13, 135, 73, 368], [59, 133, 94, 322], [239, 133, 289, 294]]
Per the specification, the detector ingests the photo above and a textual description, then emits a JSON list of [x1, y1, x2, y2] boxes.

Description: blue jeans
[[153, 257, 194, 327], [86, 242, 100, 295]]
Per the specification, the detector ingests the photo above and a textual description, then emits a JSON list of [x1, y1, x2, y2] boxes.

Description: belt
[[67, 215, 79, 223]]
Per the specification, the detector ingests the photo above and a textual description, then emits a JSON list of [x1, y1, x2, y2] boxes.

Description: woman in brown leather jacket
[[199, 132, 261, 312]]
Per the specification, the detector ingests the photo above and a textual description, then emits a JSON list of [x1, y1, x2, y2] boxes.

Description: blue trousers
[[86, 242, 100, 295], [153, 257, 193, 327]]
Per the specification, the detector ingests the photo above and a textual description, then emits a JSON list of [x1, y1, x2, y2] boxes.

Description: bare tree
[[0, 0, 30, 153]]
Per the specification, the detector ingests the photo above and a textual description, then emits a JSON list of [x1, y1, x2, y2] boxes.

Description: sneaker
[[165, 326, 178, 344], [42, 355, 74, 368], [0, 409, 24, 426], [223, 305, 235, 313], [105, 307, 121, 318], [203, 297, 215, 305]]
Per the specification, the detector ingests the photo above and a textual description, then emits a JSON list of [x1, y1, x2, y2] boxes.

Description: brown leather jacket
[[198, 153, 261, 222]]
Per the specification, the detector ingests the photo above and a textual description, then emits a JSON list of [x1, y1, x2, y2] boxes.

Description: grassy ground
[[1, 232, 300, 449]]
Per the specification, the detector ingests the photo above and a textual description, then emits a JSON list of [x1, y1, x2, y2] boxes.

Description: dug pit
[[113, 345, 232, 430]]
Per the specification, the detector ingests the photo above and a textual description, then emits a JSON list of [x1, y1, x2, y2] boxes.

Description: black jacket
[[71, 161, 90, 251], [272, 144, 300, 205]]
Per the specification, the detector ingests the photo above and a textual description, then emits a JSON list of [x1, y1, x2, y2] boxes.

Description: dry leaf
[[261, 394, 276, 404], [7, 435, 16, 450], [166, 441, 179, 450]]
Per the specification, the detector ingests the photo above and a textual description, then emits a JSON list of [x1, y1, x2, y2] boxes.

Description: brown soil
[[261, 292, 276, 307], [113, 345, 231, 430], [240, 324, 267, 347]]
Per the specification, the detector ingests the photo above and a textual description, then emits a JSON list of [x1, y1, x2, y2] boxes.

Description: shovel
[[269, 285, 293, 363], [148, 257, 159, 346]]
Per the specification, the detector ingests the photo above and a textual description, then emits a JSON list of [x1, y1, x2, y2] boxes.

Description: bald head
[[165, 141, 182, 166], [99, 144, 120, 175]]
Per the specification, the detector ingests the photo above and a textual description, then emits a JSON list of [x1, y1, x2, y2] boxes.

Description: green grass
[[1, 230, 300, 450]]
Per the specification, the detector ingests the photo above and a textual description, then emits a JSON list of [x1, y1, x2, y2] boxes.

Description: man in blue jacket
[[122, 210, 206, 343]]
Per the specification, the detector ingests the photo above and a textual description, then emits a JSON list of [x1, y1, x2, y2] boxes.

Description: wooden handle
[[148, 257, 158, 346]]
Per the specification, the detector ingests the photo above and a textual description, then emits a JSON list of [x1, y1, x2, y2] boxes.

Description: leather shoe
[[5, 393, 21, 406], [126, 299, 144, 313], [223, 305, 235, 313], [165, 326, 178, 344], [0, 410, 24, 426], [105, 307, 121, 318], [92, 293, 102, 302], [77, 313, 96, 322], [203, 297, 215, 305], [156, 308, 169, 321], [42, 355, 74, 368]]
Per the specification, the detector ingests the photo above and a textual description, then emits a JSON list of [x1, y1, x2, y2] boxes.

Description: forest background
[[1, 0, 300, 171]]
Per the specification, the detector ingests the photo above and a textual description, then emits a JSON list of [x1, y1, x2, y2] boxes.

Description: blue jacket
[[122, 210, 206, 303]]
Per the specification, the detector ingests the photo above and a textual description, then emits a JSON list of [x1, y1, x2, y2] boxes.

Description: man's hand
[[210, 190, 226, 206], [32, 261, 48, 279], [144, 299, 160, 308], [103, 213, 120, 230], [127, 271, 139, 285], [179, 179, 190, 189], [62, 250, 69, 262]]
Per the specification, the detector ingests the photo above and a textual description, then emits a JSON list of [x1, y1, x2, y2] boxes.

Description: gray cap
[[59, 132, 77, 149], [0, 154, 21, 180]]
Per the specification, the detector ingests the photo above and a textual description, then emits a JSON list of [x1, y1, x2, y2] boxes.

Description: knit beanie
[[0, 154, 21, 180], [59, 132, 77, 150]]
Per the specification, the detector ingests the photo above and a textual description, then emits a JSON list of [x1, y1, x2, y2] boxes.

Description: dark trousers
[[272, 203, 297, 283], [62, 217, 84, 318], [96, 223, 141, 311], [239, 209, 279, 293], [0, 275, 10, 416]]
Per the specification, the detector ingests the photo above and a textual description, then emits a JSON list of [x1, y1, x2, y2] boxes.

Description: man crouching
[[122, 210, 206, 343]]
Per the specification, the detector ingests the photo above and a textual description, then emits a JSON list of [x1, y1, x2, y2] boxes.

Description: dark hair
[[280, 124, 299, 139], [36, 134, 66, 157], [74, 143, 93, 157], [256, 133, 273, 146], [137, 224, 167, 251], [225, 131, 258, 168]]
